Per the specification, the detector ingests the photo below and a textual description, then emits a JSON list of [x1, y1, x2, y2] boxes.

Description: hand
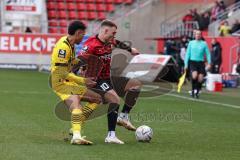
[[78, 66, 87, 76], [84, 78, 97, 88], [206, 64, 211, 71], [131, 47, 140, 56]]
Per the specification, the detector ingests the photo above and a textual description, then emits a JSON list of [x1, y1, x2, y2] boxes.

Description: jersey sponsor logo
[[100, 54, 111, 60], [58, 49, 66, 58]]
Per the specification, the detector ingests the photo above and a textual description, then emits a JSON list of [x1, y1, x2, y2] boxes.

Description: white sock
[[73, 131, 81, 139], [119, 112, 128, 119], [107, 131, 116, 138]]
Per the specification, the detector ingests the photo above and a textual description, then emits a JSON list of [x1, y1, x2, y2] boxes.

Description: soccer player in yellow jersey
[[51, 21, 102, 145]]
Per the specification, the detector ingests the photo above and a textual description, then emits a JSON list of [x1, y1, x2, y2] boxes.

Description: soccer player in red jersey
[[78, 20, 141, 144]]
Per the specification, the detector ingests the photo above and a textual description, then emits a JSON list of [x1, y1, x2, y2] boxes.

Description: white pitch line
[[0, 89, 239, 109], [167, 93, 240, 109]]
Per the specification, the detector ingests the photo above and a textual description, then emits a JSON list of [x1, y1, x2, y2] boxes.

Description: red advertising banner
[[4, 0, 42, 15], [0, 33, 63, 54], [5, 5, 36, 12]]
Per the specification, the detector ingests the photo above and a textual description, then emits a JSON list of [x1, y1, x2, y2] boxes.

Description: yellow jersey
[[51, 36, 86, 100]]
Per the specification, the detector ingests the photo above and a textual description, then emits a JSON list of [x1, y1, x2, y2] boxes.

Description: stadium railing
[[160, 21, 199, 38]]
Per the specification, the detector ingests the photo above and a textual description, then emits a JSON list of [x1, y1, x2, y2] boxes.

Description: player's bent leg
[[124, 78, 142, 91], [78, 89, 103, 123], [65, 95, 93, 145], [104, 90, 124, 144], [81, 89, 102, 104]]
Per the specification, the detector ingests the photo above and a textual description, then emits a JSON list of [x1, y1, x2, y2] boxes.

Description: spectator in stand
[[231, 19, 240, 34], [183, 9, 194, 29], [192, 8, 201, 27], [219, 0, 226, 10], [219, 20, 231, 36], [211, 38, 222, 73], [217, 0, 226, 20], [199, 12, 210, 30], [25, 27, 32, 33], [211, 1, 220, 21]]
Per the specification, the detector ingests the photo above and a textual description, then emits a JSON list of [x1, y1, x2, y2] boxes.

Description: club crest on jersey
[[58, 49, 66, 58], [81, 46, 88, 53]]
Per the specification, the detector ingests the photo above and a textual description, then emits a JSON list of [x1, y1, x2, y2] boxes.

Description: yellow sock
[[71, 109, 82, 134], [81, 103, 98, 122]]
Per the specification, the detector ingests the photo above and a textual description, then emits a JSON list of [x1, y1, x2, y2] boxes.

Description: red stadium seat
[[49, 27, 59, 34], [98, 12, 106, 20], [67, 3, 77, 10], [49, 21, 58, 27], [114, 0, 124, 4], [75, 0, 85, 2], [47, 2, 55, 10], [96, 0, 105, 3], [106, 4, 114, 12], [85, 0, 95, 2], [57, 2, 65, 10], [124, 0, 133, 4], [77, 3, 85, 11], [48, 10, 57, 19], [60, 27, 67, 33], [59, 11, 67, 19], [105, 0, 114, 3], [59, 20, 68, 27], [69, 11, 78, 19], [66, 0, 75, 2], [87, 3, 96, 11], [96, 3, 106, 11], [87, 11, 97, 20], [78, 11, 87, 19]]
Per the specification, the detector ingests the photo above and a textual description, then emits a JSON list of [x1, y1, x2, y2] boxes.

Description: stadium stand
[[47, 0, 134, 33]]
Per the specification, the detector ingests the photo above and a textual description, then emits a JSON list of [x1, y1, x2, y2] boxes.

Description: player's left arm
[[114, 39, 140, 55]]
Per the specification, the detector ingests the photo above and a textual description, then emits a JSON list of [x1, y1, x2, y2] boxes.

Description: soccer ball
[[135, 125, 153, 142]]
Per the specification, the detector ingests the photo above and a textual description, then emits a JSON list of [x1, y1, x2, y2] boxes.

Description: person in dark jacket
[[211, 38, 222, 73], [231, 19, 240, 34], [199, 12, 210, 30]]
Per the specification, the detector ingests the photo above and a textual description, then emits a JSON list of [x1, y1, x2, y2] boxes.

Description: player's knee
[[65, 95, 81, 109], [131, 79, 142, 88], [111, 95, 120, 104], [105, 93, 120, 104]]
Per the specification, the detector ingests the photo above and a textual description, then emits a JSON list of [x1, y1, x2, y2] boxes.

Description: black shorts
[[111, 76, 129, 97], [189, 60, 206, 75], [92, 77, 129, 97]]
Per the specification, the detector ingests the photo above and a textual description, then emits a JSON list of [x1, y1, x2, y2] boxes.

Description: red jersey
[[78, 35, 113, 79]]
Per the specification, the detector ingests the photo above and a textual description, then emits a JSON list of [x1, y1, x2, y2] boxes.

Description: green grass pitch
[[0, 69, 240, 160]]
